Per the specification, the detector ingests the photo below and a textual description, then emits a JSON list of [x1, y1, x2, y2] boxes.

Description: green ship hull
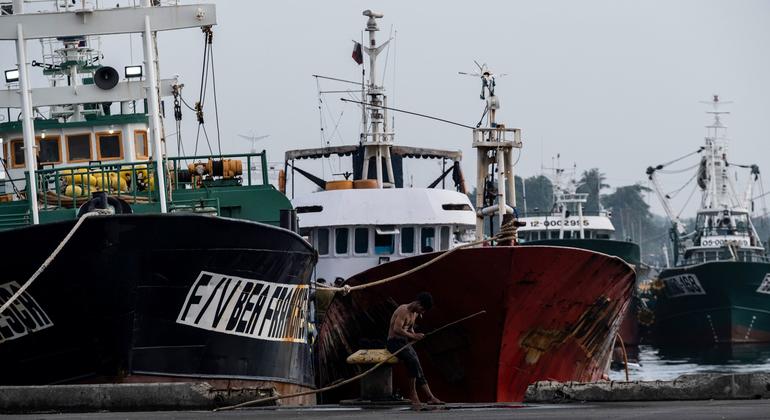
[[520, 238, 641, 266], [653, 261, 770, 345]]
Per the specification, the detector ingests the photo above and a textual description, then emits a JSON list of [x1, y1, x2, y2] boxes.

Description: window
[[134, 130, 148, 159], [354, 228, 369, 254], [37, 136, 61, 164], [10, 139, 24, 168], [97, 132, 123, 160], [421, 227, 436, 253], [335, 228, 349, 254], [317, 228, 329, 255], [550, 230, 559, 239], [375, 231, 395, 255], [66, 134, 92, 162], [401, 227, 415, 254], [440, 226, 450, 250], [563, 231, 572, 239]]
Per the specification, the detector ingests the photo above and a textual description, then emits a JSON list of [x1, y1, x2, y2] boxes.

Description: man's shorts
[[386, 337, 427, 386]]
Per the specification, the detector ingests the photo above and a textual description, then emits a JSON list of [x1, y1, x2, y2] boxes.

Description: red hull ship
[[318, 245, 635, 402]]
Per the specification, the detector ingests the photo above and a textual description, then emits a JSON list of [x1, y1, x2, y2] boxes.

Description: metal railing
[[35, 161, 158, 215], [167, 152, 269, 189]]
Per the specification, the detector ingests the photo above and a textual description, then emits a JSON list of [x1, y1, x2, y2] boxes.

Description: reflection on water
[[609, 343, 770, 381]]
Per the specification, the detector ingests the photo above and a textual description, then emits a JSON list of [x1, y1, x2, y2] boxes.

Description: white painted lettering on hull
[[664, 274, 706, 297], [0, 281, 54, 344], [177, 271, 309, 343]]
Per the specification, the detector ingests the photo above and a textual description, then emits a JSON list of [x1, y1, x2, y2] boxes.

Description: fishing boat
[[0, 1, 316, 402], [646, 95, 770, 348], [288, 10, 635, 402]]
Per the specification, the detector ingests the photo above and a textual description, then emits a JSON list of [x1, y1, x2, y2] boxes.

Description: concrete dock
[[4, 400, 770, 420], [2, 373, 769, 418]]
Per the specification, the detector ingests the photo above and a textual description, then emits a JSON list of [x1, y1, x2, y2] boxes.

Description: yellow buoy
[[64, 185, 84, 197]]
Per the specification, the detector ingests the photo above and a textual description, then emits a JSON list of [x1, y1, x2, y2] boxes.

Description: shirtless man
[[386, 292, 444, 407]]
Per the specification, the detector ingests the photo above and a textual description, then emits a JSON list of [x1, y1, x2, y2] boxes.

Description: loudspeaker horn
[[94, 66, 119, 90]]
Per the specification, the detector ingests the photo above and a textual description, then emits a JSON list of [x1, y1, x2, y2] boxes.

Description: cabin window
[[37, 136, 61, 164], [421, 227, 436, 253], [335, 227, 349, 254], [375, 231, 395, 255], [66, 134, 92, 162], [563, 231, 572, 239], [401, 227, 415, 254], [317, 228, 329, 255], [354, 227, 369, 254], [550, 230, 559, 239], [97, 132, 123, 160], [440, 226, 450, 250], [134, 130, 149, 159], [10, 139, 24, 168]]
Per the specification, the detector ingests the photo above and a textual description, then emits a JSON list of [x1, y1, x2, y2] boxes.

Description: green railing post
[[247, 156, 252, 186], [261, 150, 268, 185]]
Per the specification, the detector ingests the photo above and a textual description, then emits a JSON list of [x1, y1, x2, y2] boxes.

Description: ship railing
[[167, 152, 270, 189], [472, 127, 522, 147], [519, 210, 608, 218], [35, 161, 160, 213]]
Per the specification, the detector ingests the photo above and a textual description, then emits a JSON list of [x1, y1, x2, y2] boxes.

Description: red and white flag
[[351, 42, 363, 65]]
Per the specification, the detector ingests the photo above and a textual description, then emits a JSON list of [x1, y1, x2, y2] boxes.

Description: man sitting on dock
[[387, 292, 444, 408]]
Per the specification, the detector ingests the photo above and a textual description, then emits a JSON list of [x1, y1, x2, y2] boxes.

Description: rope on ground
[[213, 310, 487, 412], [616, 332, 629, 382], [0, 211, 102, 316], [318, 219, 518, 295]]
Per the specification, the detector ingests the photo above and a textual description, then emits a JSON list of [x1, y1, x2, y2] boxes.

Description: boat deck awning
[[284, 145, 462, 161]]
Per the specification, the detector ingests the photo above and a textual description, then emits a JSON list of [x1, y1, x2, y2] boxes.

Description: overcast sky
[[3, 0, 770, 218]]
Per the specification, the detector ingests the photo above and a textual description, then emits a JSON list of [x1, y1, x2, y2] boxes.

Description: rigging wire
[[676, 181, 699, 219], [381, 24, 393, 89], [659, 147, 704, 168], [659, 161, 700, 175], [315, 77, 327, 146], [665, 171, 698, 199], [208, 32, 223, 156]]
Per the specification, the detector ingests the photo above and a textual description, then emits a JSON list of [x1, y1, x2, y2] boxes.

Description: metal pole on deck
[[142, 13, 168, 213], [16, 23, 39, 224]]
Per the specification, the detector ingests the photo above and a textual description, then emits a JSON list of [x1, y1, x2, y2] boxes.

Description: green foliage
[[576, 168, 609, 213], [515, 175, 554, 214], [601, 184, 654, 240]]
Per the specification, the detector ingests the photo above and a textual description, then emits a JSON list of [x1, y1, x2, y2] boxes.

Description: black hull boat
[[0, 214, 317, 401]]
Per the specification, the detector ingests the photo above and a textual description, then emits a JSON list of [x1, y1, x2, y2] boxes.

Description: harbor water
[[610, 344, 770, 381]]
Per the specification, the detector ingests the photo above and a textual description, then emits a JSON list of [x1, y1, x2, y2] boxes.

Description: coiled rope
[[214, 310, 486, 412], [0, 211, 103, 316], [317, 218, 519, 295]]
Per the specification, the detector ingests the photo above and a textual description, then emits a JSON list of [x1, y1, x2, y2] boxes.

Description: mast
[[469, 65, 522, 240], [700, 94, 735, 211], [12, 0, 39, 224], [360, 10, 394, 188]]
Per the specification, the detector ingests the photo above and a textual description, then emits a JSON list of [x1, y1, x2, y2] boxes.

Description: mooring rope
[[318, 219, 518, 295], [615, 332, 629, 382], [0, 211, 102, 316], [214, 310, 487, 412]]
